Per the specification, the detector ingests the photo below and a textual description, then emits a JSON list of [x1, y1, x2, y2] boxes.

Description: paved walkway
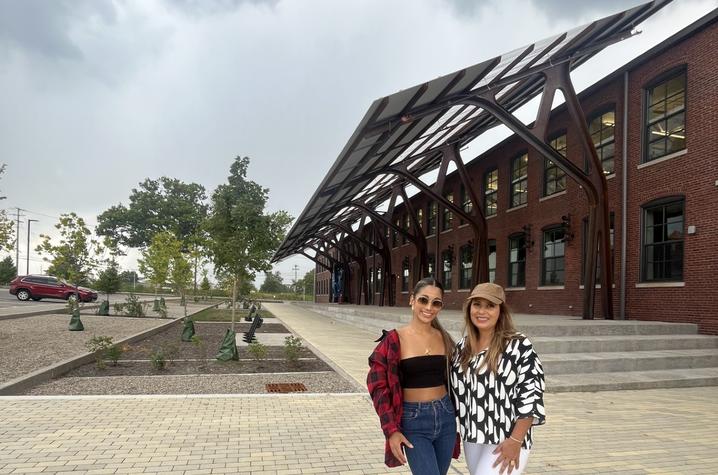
[[0, 302, 716, 474]]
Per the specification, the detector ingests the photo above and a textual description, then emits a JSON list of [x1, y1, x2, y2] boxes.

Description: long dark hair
[[411, 277, 454, 358]]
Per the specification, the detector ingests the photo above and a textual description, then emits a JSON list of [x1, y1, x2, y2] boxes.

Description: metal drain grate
[[266, 383, 307, 393]]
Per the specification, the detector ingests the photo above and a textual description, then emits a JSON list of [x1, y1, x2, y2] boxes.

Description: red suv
[[9, 275, 98, 303]]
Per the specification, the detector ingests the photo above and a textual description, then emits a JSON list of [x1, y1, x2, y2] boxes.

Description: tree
[[200, 272, 211, 299], [298, 269, 315, 299], [205, 156, 292, 330], [95, 259, 122, 300], [0, 165, 15, 253], [170, 251, 192, 316], [0, 255, 16, 284], [259, 271, 289, 293], [138, 231, 181, 295], [119, 270, 139, 285], [96, 177, 208, 249], [35, 213, 102, 286]]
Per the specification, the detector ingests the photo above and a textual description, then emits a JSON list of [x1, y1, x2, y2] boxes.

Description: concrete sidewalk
[[0, 302, 716, 474]]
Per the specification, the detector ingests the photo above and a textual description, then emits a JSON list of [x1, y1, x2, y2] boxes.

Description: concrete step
[[542, 348, 718, 374], [532, 334, 718, 354], [302, 304, 699, 337], [547, 367, 718, 392]]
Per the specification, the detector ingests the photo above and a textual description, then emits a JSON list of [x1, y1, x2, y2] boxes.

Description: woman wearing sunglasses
[[450, 283, 545, 475], [367, 277, 460, 475]]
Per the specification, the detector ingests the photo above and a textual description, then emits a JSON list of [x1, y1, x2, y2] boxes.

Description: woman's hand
[[388, 431, 413, 465], [492, 438, 521, 474]]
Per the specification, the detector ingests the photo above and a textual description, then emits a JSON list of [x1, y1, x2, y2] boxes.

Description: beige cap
[[466, 282, 505, 305]]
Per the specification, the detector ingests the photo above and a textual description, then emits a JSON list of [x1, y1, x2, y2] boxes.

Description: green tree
[[199, 270, 211, 298], [95, 259, 122, 300], [138, 231, 182, 295], [170, 251, 193, 316], [0, 255, 16, 284], [35, 213, 102, 286], [96, 177, 208, 249], [205, 156, 292, 330], [298, 269, 315, 299], [0, 165, 15, 253], [259, 270, 289, 293]]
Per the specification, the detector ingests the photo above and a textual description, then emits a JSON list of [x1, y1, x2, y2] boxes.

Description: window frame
[[544, 132, 567, 197], [459, 244, 473, 290], [507, 233, 526, 287], [587, 105, 617, 176], [642, 67, 687, 164], [541, 226, 566, 286], [640, 196, 685, 282], [510, 153, 529, 208], [483, 168, 498, 217]]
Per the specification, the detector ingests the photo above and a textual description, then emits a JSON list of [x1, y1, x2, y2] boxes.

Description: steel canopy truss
[[273, 0, 672, 318]]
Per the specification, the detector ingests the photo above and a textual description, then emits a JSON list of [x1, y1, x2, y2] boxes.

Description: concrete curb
[[0, 296, 182, 321], [271, 303, 367, 393], [0, 302, 221, 396]]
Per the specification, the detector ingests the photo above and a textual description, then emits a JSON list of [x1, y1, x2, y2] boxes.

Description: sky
[[1, 0, 716, 286]]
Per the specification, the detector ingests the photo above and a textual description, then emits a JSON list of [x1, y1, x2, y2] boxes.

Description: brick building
[[312, 10, 717, 334]]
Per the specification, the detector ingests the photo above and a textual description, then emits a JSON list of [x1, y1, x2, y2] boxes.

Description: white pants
[[463, 441, 530, 475]]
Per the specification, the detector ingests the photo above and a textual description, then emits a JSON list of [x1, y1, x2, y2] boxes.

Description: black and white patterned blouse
[[449, 335, 546, 449]]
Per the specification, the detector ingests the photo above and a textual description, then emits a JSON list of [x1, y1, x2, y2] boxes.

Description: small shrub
[[164, 344, 179, 365], [284, 336, 303, 363], [248, 341, 267, 361], [85, 335, 114, 369], [105, 344, 123, 366], [154, 304, 168, 318], [123, 294, 146, 317], [112, 302, 124, 315], [149, 348, 167, 371]]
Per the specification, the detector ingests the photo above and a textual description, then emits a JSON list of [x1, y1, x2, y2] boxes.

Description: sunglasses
[[415, 295, 444, 309]]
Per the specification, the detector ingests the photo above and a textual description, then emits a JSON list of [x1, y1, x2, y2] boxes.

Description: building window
[[459, 244, 473, 289], [645, 72, 686, 162], [376, 266, 382, 293], [542, 227, 565, 285], [544, 135, 567, 196], [402, 257, 410, 292], [393, 218, 400, 248], [403, 214, 410, 244], [427, 253, 435, 278], [642, 198, 684, 281], [510, 154, 528, 208], [484, 168, 498, 217], [368, 267, 373, 302], [417, 208, 423, 233], [442, 192, 454, 231], [488, 239, 496, 283], [441, 249, 453, 289], [589, 109, 616, 175], [427, 202, 437, 235], [508, 234, 526, 287], [460, 184, 473, 225]]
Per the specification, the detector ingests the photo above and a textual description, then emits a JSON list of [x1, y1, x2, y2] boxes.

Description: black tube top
[[399, 355, 447, 388]]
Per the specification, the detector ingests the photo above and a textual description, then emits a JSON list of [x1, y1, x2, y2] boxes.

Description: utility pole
[[292, 264, 299, 293], [26, 219, 38, 275], [14, 208, 22, 277]]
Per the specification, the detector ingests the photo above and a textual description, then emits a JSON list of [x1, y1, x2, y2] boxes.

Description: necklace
[[424, 346, 431, 356]]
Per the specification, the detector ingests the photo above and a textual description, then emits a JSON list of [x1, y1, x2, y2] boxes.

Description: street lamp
[[26, 219, 38, 275]]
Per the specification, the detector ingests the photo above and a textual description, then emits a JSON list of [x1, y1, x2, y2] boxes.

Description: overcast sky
[[1, 0, 715, 285]]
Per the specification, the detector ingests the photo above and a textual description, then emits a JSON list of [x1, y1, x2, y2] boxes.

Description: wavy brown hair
[[411, 277, 455, 359], [458, 298, 519, 374]]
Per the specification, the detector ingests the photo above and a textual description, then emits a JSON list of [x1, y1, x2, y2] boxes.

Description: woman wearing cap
[[450, 282, 546, 475], [367, 277, 460, 474]]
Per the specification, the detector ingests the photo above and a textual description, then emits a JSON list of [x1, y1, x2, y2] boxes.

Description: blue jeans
[[401, 394, 457, 475]]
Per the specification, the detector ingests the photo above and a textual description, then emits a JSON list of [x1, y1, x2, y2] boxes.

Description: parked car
[[9, 275, 98, 303]]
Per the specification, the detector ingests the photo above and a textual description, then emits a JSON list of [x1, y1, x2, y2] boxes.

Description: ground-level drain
[[266, 383, 307, 393]]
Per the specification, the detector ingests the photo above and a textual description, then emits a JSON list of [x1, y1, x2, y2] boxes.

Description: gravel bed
[[26, 372, 360, 395], [0, 314, 171, 384]]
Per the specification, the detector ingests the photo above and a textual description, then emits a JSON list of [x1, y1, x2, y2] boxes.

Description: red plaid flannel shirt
[[367, 329, 460, 468]]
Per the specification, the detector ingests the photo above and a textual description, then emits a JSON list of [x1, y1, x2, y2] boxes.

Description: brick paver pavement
[[1, 302, 716, 474]]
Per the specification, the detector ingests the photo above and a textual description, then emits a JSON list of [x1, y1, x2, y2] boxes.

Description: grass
[[190, 307, 275, 322]]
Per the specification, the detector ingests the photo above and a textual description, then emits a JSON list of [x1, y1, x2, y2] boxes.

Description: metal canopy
[[273, 0, 672, 263]]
